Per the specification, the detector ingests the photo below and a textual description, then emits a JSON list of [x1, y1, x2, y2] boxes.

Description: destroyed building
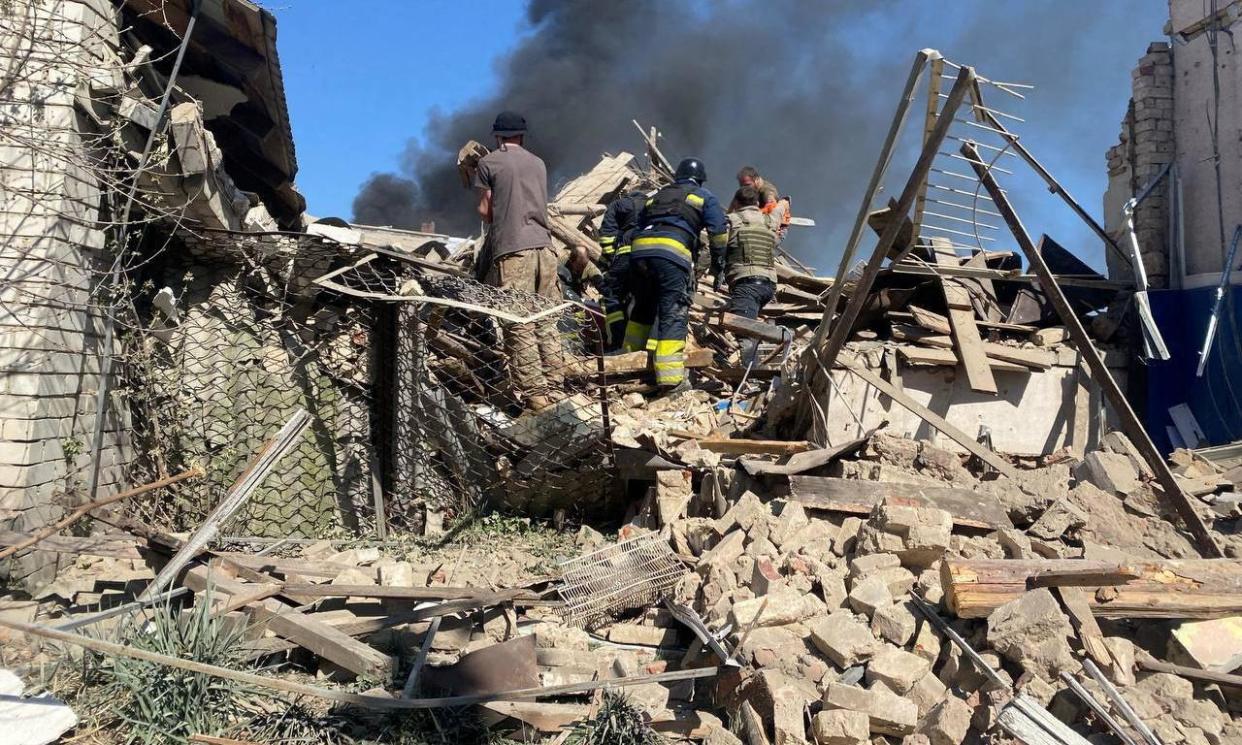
[[1, 1, 1242, 745]]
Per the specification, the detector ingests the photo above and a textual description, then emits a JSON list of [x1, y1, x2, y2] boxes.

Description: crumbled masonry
[[4, 1, 1242, 742]]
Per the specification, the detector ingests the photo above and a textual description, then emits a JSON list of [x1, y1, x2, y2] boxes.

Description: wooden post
[[962, 140, 1223, 559], [816, 65, 976, 372], [814, 49, 937, 348]]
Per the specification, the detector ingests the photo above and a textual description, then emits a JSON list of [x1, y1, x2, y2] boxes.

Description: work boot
[[661, 380, 692, 398]]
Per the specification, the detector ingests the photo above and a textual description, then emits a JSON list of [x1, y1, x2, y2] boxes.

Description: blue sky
[[274, 1, 1167, 273], [275, 0, 526, 221]]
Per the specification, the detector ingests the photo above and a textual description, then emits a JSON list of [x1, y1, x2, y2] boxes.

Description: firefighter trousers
[[600, 253, 632, 350], [623, 256, 692, 386]]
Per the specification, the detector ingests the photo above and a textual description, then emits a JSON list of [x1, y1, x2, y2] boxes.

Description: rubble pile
[[7, 428, 1242, 744]]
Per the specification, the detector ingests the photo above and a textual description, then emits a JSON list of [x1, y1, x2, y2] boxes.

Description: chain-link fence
[[315, 252, 621, 533], [114, 232, 382, 539]]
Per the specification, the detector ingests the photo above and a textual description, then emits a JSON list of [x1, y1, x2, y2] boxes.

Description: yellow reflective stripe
[[645, 198, 654, 206], [654, 339, 686, 357], [632, 236, 692, 258], [623, 321, 651, 352], [600, 236, 616, 245], [606, 311, 625, 323], [709, 232, 728, 247], [616, 244, 632, 255], [685, 193, 704, 207]]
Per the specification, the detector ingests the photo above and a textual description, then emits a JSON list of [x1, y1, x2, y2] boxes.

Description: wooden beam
[[931, 238, 997, 393], [890, 330, 1055, 369], [783, 476, 1012, 529], [836, 356, 1017, 477], [815, 49, 935, 347], [896, 345, 1030, 373], [815, 65, 976, 366], [183, 565, 395, 679], [702, 311, 790, 344], [963, 141, 1223, 558], [941, 558, 1242, 619]]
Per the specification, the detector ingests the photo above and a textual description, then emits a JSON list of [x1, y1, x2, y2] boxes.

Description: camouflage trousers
[[486, 246, 567, 399]]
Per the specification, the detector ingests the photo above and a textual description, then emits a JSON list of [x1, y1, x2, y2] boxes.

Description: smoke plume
[[352, 0, 1166, 269]]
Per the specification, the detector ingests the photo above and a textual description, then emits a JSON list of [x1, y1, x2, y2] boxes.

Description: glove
[[712, 273, 725, 293]]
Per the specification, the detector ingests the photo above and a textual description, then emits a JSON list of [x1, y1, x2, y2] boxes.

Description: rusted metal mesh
[[555, 532, 687, 629], [316, 255, 621, 530]]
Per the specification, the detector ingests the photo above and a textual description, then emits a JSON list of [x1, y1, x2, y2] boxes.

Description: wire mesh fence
[[315, 252, 621, 533]]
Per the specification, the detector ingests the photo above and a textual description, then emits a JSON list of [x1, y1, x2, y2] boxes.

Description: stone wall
[[1105, 1, 1242, 289], [0, 0, 135, 587]]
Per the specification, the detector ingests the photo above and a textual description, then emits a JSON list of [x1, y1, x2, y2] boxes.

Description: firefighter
[[713, 185, 781, 366], [624, 158, 728, 393], [597, 190, 646, 349]]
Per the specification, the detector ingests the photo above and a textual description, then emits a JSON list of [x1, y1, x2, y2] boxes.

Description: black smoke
[[352, 0, 1166, 269]]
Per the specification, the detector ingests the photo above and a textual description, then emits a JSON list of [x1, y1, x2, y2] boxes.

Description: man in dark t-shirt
[[473, 111, 565, 411]]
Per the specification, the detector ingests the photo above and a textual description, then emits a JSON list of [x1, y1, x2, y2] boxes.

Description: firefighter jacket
[[598, 191, 645, 265], [717, 206, 778, 282], [629, 180, 729, 273]]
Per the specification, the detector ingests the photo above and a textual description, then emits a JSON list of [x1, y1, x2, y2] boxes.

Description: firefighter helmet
[[674, 158, 707, 185]]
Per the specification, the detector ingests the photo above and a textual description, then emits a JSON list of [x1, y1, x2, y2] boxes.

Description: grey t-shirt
[[473, 143, 552, 261]]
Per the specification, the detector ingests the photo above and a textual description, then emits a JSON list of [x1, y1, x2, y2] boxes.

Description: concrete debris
[[8, 14, 1242, 743]]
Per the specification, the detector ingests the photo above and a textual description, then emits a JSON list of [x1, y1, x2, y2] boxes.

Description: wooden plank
[[963, 141, 1223, 559], [931, 237, 997, 393], [892, 330, 1055, 369], [280, 584, 535, 604], [784, 476, 1012, 529], [213, 553, 378, 580], [838, 356, 1018, 477], [896, 343, 1032, 373], [183, 565, 395, 679], [815, 66, 977, 368], [1053, 587, 1117, 669], [0, 531, 142, 559], [901, 306, 1035, 334], [703, 311, 790, 344], [942, 558, 1242, 619]]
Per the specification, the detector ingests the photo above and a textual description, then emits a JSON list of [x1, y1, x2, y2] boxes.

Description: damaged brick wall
[[1104, 42, 1175, 289], [0, 0, 136, 587]]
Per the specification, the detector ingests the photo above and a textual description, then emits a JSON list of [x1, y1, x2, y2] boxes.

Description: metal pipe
[[1196, 224, 1242, 376]]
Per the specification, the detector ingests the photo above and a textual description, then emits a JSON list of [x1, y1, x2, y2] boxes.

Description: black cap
[[492, 110, 527, 136]]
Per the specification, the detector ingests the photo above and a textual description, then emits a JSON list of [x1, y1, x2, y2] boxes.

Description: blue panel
[[1145, 286, 1242, 453]]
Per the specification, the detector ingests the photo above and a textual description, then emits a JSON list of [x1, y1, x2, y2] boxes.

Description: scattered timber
[[942, 558, 1242, 619]]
